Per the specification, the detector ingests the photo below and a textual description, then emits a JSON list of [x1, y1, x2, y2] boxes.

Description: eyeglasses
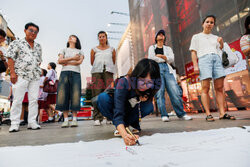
[[137, 79, 154, 89], [27, 29, 38, 34]]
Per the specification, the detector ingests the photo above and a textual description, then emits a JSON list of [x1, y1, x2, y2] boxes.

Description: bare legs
[[214, 77, 226, 117], [201, 77, 226, 119], [201, 79, 212, 116], [63, 111, 77, 119]]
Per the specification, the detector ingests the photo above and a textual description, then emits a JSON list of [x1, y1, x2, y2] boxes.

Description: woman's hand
[[117, 124, 139, 146], [156, 54, 167, 61], [191, 50, 199, 75], [123, 133, 139, 146], [72, 54, 81, 61], [217, 37, 224, 49], [10, 73, 18, 84]]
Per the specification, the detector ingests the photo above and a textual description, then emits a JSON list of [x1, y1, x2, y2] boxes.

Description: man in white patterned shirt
[[6, 22, 42, 132]]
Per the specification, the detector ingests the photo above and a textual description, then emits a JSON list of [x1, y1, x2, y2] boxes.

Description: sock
[[64, 117, 69, 122], [48, 117, 53, 121], [73, 117, 77, 121]]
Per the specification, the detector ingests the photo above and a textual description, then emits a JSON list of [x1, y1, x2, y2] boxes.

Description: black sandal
[[219, 113, 236, 120], [206, 115, 215, 122]]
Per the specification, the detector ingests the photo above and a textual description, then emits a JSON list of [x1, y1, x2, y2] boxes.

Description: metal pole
[[111, 11, 129, 16], [108, 23, 127, 26], [233, 0, 244, 35], [196, 0, 203, 24]]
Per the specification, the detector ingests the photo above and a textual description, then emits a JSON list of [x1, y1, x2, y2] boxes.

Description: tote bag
[[219, 42, 239, 68]]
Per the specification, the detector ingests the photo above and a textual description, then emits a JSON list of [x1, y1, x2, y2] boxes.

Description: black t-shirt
[[154, 47, 164, 55]]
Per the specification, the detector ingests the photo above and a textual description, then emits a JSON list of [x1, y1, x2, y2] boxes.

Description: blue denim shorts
[[56, 71, 81, 111], [198, 53, 225, 81]]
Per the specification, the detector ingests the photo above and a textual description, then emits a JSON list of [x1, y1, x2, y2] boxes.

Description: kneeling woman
[[97, 59, 161, 146]]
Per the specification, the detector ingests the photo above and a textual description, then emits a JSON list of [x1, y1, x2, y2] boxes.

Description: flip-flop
[[206, 115, 215, 122], [132, 128, 140, 134], [114, 130, 121, 137], [219, 113, 236, 120]]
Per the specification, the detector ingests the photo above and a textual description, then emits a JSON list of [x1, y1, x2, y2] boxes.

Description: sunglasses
[[27, 29, 38, 34], [137, 79, 154, 89]]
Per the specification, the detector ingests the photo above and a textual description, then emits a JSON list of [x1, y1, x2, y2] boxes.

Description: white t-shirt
[[46, 69, 57, 82], [189, 32, 220, 58], [59, 48, 84, 73], [38, 76, 48, 101], [91, 47, 115, 74], [45, 69, 58, 95]]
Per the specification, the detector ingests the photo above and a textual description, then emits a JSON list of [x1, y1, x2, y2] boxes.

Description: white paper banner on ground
[[0, 127, 249, 167]]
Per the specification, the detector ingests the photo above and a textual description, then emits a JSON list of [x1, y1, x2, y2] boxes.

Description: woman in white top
[[148, 29, 192, 122], [90, 31, 116, 126], [190, 15, 235, 121], [56, 35, 84, 128]]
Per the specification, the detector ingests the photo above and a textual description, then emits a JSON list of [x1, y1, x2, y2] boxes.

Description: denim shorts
[[198, 53, 225, 81], [56, 71, 81, 111]]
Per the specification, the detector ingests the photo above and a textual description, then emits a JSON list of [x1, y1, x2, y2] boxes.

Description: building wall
[[0, 15, 7, 32], [117, 38, 131, 77], [128, 0, 250, 112], [129, 0, 249, 74]]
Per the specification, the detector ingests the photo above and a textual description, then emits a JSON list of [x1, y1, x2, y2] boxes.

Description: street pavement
[[0, 110, 249, 147]]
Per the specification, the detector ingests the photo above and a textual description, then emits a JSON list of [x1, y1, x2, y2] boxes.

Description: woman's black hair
[[0, 29, 6, 38], [98, 31, 109, 45], [49, 62, 56, 70], [67, 35, 82, 50], [202, 15, 216, 25], [244, 15, 250, 35], [42, 69, 47, 76], [25, 22, 39, 32], [129, 58, 161, 100]]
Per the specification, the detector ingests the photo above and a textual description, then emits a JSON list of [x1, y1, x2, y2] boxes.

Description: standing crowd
[[0, 14, 249, 146]]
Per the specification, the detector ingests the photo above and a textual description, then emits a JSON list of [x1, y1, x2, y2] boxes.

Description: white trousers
[[10, 77, 40, 125]]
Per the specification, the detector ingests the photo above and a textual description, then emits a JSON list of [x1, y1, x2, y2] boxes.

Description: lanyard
[[138, 101, 141, 122]]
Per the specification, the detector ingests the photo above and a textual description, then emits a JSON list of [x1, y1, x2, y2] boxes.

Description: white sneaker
[[61, 121, 69, 128], [180, 115, 193, 121], [161, 116, 170, 122], [102, 118, 112, 125], [27, 122, 41, 130], [132, 128, 140, 134], [168, 111, 176, 116], [94, 120, 101, 126], [106, 120, 112, 125], [9, 124, 20, 132], [70, 120, 78, 127]]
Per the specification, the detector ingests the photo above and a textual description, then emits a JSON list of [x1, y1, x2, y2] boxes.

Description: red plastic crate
[[77, 106, 92, 119], [42, 110, 48, 122]]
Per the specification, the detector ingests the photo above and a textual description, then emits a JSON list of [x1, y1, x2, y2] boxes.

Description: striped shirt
[[240, 35, 250, 52]]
